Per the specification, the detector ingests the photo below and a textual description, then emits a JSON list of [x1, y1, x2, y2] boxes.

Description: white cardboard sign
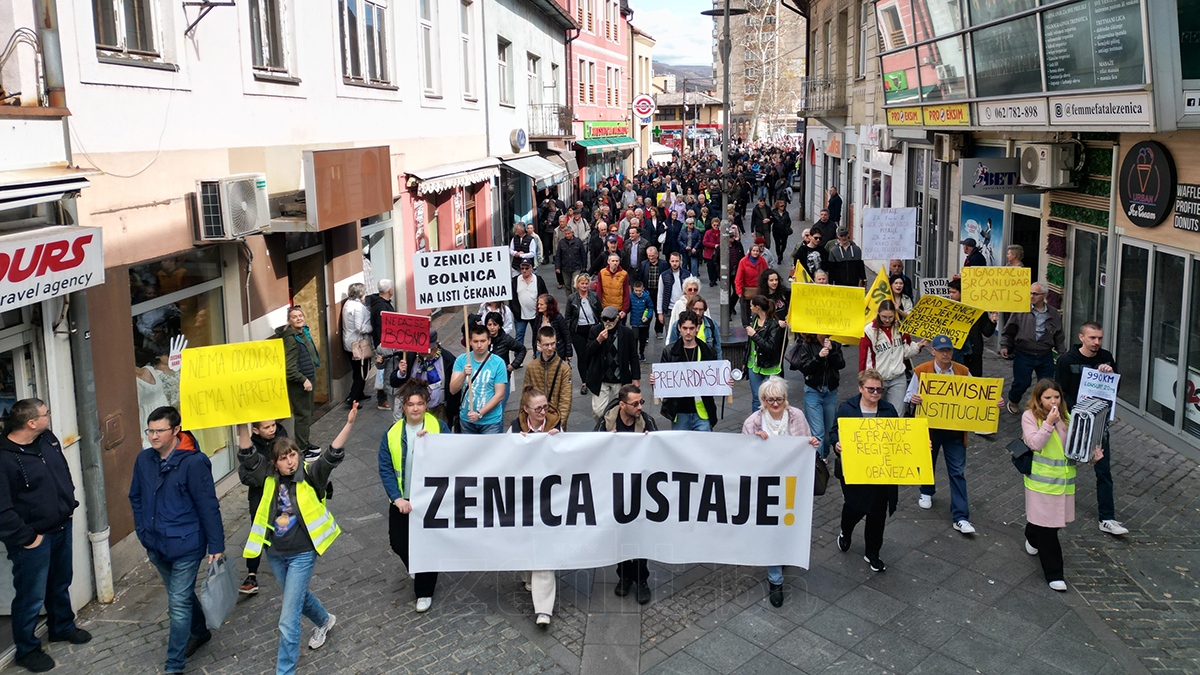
[[412, 246, 512, 309], [919, 277, 952, 298], [861, 208, 918, 260], [1077, 367, 1119, 421], [651, 360, 733, 399]]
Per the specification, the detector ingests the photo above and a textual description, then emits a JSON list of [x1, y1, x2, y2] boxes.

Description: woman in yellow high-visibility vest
[[238, 403, 357, 674], [1019, 380, 1103, 593]]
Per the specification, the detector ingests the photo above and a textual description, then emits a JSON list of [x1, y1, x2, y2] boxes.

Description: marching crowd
[[0, 141, 1127, 674]]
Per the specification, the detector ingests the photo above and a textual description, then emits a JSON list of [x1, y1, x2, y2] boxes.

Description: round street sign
[[632, 94, 656, 119]]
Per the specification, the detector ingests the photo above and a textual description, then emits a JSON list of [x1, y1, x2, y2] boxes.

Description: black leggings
[[1025, 522, 1064, 582], [346, 353, 369, 401], [390, 505, 439, 598], [841, 495, 888, 561]]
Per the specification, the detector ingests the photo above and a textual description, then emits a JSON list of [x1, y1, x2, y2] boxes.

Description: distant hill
[[653, 63, 714, 90]]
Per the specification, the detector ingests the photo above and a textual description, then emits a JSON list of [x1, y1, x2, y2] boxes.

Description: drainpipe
[[34, 0, 65, 108]]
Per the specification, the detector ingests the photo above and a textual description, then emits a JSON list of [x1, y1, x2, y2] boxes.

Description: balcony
[[797, 76, 848, 117], [528, 103, 574, 139]]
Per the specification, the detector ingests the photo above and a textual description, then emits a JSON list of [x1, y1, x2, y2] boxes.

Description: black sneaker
[[185, 631, 212, 657], [239, 573, 259, 595], [635, 582, 652, 605], [864, 556, 887, 573], [837, 532, 851, 552], [16, 650, 55, 673], [49, 627, 92, 644], [769, 583, 784, 608], [614, 578, 633, 597]]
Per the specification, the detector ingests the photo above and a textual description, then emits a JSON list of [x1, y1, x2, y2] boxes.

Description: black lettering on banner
[[756, 476, 780, 525], [454, 477, 478, 528], [612, 473, 642, 524], [424, 477, 450, 529], [731, 476, 752, 525], [540, 475, 562, 526], [521, 476, 535, 527], [671, 472, 700, 522], [566, 474, 597, 526], [483, 476, 515, 527], [644, 471, 670, 522], [697, 475, 728, 523]]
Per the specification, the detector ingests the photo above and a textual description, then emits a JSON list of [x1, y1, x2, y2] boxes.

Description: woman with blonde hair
[[508, 386, 561, 626]]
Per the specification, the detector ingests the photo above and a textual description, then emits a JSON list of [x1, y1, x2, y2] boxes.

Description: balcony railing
[[797, 76, 848, 116], [528, 103, 573, 138]]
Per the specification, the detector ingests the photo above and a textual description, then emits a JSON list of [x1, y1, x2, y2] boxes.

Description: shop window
[[1115, 244, 1149, 407], [1185, 259, 1200, 438], [1068, 229, 1106, 336], [1147, 252, 1187, 426]]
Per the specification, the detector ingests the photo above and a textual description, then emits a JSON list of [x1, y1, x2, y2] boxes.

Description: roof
[[654, 91, 723, 107]]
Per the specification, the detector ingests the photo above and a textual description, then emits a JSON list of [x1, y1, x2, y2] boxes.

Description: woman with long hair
[[478, 300, 515, 337], [859, 300, 927, 412], [734, 241, 769, 326], [745, 296, 784, 413], [888, 274, 914, 321], [758, 267, 791, 329], [702, 217, 721, 287], [535, 294, 573, 361], [797, 333, 845, 458], [1020, 379, 1103, 592]]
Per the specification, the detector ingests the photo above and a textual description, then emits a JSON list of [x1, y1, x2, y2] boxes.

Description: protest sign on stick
[[861, 208, 917, 260], [919, 277, 951, 298], [412, 246, 511, 310], [787, 283, 865, 337], [898, 295, 983, 349], [180, 340, 291, 429], [651, 360, 733, 399], [960, 266, 1031, 312], [380, 312, 432, 351], [838, 417, 933, 485], [913, 374, 1004, 432]]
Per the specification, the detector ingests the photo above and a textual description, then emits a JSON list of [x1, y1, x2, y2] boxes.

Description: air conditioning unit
[[934, 64, 957, 80], [194, 173, 270, 241], [1017, 143, 1077, 189], [877, 128, 902, 153], [933, 133, 962, 163]]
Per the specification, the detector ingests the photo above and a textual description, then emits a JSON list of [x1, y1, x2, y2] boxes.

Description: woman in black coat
[[828, 368, 899, 574], [769, 200, 791, 257], [484, 311, 526, 413], [535, 294, 573, 361], [794, 334, 845, 458]]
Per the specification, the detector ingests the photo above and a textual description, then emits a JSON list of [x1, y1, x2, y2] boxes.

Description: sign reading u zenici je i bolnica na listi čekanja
[[412, 246, 512, 310]]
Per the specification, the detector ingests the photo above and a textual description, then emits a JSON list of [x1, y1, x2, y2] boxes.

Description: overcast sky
[[629, 0, 714, 65]]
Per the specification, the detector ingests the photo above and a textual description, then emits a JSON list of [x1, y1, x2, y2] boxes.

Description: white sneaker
[[536, 613, 551, 626], [1099, 520, 1129, 536], [308, 613, 336, 649], [1048, 580, 1068, 592], [953, 520, 977, 535], [415, 597, 433, 613], [918, 495, 932, 510], [1024, 540, 1038, 556]]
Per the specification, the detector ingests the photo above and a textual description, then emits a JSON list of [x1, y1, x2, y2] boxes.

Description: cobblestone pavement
[[16, 209, 1199, 674]]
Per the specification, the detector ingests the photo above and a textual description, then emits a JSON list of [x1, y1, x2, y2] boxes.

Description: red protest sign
[[380, 312, 432, 352]]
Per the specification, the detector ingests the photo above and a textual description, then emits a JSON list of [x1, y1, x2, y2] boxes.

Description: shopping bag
[[199, 557, 239, 630]]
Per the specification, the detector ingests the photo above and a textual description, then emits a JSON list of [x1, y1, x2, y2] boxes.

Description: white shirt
[[516, 275, 539, 320]]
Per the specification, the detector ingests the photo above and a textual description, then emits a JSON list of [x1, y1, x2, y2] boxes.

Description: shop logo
[[1119, 141, 1176, 228]]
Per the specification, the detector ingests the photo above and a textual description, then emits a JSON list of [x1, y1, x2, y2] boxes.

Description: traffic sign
[[632, 94, 656, 119]]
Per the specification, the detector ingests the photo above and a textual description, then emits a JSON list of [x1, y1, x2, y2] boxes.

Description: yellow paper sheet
[[838, 417, 933, 485], [960, 266, 1031, 312], [179, 340, 292, 429], [913, 373, 1004, 432]]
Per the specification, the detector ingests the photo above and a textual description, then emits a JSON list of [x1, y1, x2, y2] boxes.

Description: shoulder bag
[[1008, 437, 1033, 475]]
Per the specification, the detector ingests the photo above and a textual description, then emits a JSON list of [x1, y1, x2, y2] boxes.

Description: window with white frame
[[586, 0, 595, 33], [613, 67, 620, 107], [93, 0, 160, 58], [578, 59, 587, 103], [588, 61, 596, 103], [418, 0, 441, 95], [249, 0, 288, 73], [858, 0, 870, 78], [610, 1, 620, 43], [763, 13, 776, 25], [498, 39, 514, 105], [606, 66, 613, 106], [745, 67, 759, 79], [527, 54, 541, 105], [340, 0, 390, 85], [460, 1, 475, 99]]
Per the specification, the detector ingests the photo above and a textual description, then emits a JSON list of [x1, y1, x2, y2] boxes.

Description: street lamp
[[701, 2, 748, 339]]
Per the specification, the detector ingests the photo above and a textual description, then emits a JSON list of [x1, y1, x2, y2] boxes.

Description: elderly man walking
[[1000, 282, 1065, 412]]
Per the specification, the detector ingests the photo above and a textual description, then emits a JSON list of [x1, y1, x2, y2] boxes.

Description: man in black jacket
[[555, 226, 586, 289], [586, 306, 641, 424], [0, 399, 90, 672], [651, 311, 720, 431], [364, 279, 396, 410]]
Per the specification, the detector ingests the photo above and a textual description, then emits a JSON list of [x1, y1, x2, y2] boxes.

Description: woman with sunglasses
[[508, 386, 562, 625], [859, 300, 927, 412], [829, 369, 899, 573]]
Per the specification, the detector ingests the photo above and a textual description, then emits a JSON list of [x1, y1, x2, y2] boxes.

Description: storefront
[[576, 120, 637, 189], [497, 153, 569, 252]]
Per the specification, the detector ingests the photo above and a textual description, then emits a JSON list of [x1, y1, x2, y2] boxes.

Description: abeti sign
[[0, 226, 105, 310]]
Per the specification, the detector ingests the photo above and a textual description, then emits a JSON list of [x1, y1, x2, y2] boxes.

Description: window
[[613, 67, 620, 107], [604, 1, 612, 40], [585, 0, 595, 33], [745, 81, 760, 95], [858, 0, 870, 78], [578, 59, 587, 103], [550, 63, 560, 102], [745, 67, 760, 79], [879, 5, 907, 49], [588, 61, 596, 103], [418, 0, 440, 95], [460, 1, 475, 99], [93, 0, 159, 58], [498, 39, 513, 105], [340, 0, 389, 85], [763, 13, 776, 25], [527, 54, 541, 105], [824, 20, 834, 77], [249, 0, 287, 73], [606, 66, 613, 105]]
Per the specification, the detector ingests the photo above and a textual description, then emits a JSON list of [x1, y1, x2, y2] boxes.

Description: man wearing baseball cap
[[905, 334, 978, 536]]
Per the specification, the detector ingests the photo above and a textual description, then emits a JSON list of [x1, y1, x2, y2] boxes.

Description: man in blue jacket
[[129, 406, 225, 675], [0, 399, 90, 673]]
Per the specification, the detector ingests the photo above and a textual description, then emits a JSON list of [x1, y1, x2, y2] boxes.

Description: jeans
[[460, 418, 504, 435], [682, 253, 700, 279], [748, 369, 767, 412], [920, 431, 969, 522], [766, 565, 784, 586], [671, 412, 712, 431], [803, 385, 839, 458], [882, 375, 907, 414], [146, 551, 207, 673], [266, 551, 329, 675], [1009, 349, 1056, 406], [7, 527, 76, 659], [514, 318, 538, 352], [1094, 432, 1114, 521]]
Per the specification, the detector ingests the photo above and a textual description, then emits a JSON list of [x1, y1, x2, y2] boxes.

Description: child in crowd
[[629, 279, 653, 361]]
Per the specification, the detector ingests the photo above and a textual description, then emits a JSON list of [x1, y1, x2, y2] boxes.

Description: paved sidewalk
[[15, 210, 1199, 674]]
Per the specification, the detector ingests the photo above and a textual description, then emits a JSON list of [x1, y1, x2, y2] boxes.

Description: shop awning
[[500, 154, 568, 191], [603, 136, 639, 150], [0, 166, 97, 212], [406, 157, 501, 196], [576, 137, 639, 154], [546, 150, 579, 180]]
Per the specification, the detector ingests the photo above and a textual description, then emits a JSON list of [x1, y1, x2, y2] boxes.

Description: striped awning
[[406, 157, 500, 195]]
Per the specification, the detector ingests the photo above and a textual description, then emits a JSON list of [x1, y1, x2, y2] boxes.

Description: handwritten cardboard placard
[[920, 277, 952, 298], [960, 266, 1031, 312], [898, 295, 983, 349], [914, 373, 1004, 432], [787, 283, 865, 337], [651, 360, 733, 398], [179, 340, 291, 429], [1077, 367, 1119, 421], [861, 208, 918, 260], [380, 312, 432, 352], [838, 417, 933, 485]]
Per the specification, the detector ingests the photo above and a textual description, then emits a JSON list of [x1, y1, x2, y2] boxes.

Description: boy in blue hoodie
[[629, 279, 653, 361]]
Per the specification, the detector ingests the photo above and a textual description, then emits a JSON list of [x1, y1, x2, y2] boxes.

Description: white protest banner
[[861, 208, 917, 260], [1078, 367, 1119, 421], [651, 360, 733, 398], [409, 431, 816, 572], [412, 246, 511, 309], [919, 277, 952, 298]]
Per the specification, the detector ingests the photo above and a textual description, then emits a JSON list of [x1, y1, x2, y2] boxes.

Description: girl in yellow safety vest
[[237, 403, 357, 674], [1019, 380, 1103, 593]]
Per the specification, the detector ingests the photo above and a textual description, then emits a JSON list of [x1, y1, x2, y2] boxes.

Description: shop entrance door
[[288, 252, 330, 405]]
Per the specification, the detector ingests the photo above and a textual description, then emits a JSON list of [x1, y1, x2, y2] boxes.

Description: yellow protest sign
[[838, 417, 933, 485], [788, 283, 865, 337], [960, 266, 1031, 312], [793, 261, 813, 284], [898, 295, 983, 349], [914, 374, 1004, 432], [179, 340, 291, 429], [864, 266, 891, 324]]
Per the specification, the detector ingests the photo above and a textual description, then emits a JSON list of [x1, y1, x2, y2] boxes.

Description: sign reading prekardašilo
[[179, 340, 291, 429], [651, 360, 733, 399]]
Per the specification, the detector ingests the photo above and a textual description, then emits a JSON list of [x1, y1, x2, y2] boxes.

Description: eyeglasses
[[37, 411, 51, 419], [763, 397, 786, 404], [1030, 292, 1046, 296], [145, 427, 176, 436], [863, 386, 883, 394], [527, 404, 549, 412], [622, 399, 645, 407]]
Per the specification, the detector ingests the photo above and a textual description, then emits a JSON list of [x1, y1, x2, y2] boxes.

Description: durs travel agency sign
[[1118, 141, 1176, 228], [960, 158, 1039, 196], [0, 226, 105, 310]]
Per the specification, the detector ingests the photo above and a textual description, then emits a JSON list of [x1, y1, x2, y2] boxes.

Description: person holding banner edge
[[508, 386, 562, 626]]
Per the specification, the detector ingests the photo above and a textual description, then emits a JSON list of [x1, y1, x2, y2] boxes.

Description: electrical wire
[[67, 67, 178, 179]]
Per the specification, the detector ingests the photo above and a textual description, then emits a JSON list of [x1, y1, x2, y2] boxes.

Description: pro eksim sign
[[0, 226, 105, 310]]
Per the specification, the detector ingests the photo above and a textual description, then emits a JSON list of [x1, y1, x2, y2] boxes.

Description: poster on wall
[[959, 201, 1005, 266], [414, 201, 428, 253], [453, 190, 466, 248]]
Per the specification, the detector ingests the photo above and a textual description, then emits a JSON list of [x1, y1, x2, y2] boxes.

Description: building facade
[[630, 26, 657, 169]]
